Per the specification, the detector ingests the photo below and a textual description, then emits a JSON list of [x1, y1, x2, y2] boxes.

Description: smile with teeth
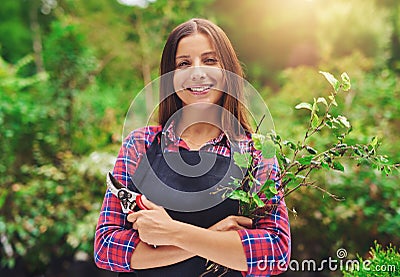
[[186, 85, 213, 94]]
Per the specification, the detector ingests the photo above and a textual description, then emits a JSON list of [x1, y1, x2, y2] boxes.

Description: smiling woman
[[173, 33, 224, 106], [94, 18, 291, 277], [158, 19, 251, 143]]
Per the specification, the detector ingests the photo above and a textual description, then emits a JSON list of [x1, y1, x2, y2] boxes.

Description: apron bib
[[120, 132, 244, 277]]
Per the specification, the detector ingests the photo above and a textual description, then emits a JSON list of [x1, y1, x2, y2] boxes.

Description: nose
[[190, 66, 206, 81]]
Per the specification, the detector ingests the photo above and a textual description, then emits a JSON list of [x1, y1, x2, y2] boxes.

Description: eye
[[176, 60, 190, 68], [204, 58, 218, 65]]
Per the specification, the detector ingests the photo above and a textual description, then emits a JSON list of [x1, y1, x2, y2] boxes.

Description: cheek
[[173, 70, 189, 91], [212, 69, 225, 91]]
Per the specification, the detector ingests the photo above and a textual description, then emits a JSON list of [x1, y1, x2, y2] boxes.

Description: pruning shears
[[106, 172, 157, 248], [106, 172, 148, 213]]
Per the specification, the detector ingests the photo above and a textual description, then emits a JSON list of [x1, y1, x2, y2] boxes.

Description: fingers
[[127, 212, 139, 223], [233, 216, 253, 228], [140, 195, 161, 210], [127, 196, 161, 223], [127, 212, 142, 230], [225, 216, 250, 230], [209, 215, 253, 232], [127, 198, 168, 231]]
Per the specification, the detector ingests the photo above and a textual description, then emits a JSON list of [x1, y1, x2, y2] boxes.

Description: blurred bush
[[271, 53, 399, 276], [1, 0, 399, 276], [0, 21, 118, 275], [342, 242, 400, 277]]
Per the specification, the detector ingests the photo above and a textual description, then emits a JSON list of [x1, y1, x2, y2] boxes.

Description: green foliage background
[[0, 0, 399, 276]]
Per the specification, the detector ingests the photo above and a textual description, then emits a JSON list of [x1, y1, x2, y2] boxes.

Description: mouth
[[185, 84, 214, 95]]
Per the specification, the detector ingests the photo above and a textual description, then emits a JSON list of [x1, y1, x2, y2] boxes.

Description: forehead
[[176, 33, 215, 56]]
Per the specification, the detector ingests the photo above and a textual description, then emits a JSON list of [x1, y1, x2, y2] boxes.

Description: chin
[[186, 101, 217, 109]]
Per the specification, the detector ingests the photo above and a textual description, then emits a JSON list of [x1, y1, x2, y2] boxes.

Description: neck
[[178, 122, 221, 139], [176, 105, 222, 143]]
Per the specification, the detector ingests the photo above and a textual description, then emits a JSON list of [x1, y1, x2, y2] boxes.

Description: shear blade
[[108, 172, 124, 189]]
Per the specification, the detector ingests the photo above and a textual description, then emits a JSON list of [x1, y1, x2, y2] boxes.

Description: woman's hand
[[127, 196, 178, 246], [208, 215, 252, 232]]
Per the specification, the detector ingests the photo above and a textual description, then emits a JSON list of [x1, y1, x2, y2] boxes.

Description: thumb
[[140, 195, 161, 210], [234, 216, 253, 228]]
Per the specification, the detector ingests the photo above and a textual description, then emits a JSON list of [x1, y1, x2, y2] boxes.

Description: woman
[[94, 18, 290, 276]]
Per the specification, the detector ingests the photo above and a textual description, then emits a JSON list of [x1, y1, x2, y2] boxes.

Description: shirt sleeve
[[237, 156, 291, 276], [93, 128, 153, 272]]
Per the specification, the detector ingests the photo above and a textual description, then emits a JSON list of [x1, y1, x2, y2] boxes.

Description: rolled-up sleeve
[[237, 157, 291, 276], [94, 127, 159, 271], [93, 135, 139, 271]]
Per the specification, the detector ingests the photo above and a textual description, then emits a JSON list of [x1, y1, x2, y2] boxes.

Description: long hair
[[158, 18, 252, 138]]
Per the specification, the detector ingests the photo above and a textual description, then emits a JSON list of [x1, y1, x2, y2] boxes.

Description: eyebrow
[[175, 51, 217, 60], [176, 55, 190, 59], [201, 51, 217, 57]]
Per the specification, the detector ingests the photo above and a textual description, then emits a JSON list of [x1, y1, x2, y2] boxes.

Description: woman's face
[[173, 33, 224, 107]]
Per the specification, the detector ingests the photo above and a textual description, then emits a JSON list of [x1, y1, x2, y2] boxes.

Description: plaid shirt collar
[[161, 120, 230, 149]]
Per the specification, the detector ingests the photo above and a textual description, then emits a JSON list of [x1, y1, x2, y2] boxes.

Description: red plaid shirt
[[94, 124, 291, 276]]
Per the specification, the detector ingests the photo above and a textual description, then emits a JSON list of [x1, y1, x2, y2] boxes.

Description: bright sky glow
[[117, 0, 156, 8]]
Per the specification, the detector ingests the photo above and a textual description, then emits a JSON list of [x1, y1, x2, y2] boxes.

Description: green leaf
[[260, 179, 275, 194], [229, 177, 242, 188], [325, 120, 334, 129], [311, 114, 319, 129], [353, 147, 363, 156], [264, 190, 275, 200], [252, 133, 265, 151], [329, 149, 340, 156], [341, 72, 350, 83], [337, 115, 350, 128], [342, 83, 351, 91], [283, 177, 297, 189], [275, 152, 285, 170], [316, 97, 328, 107], [285, 171, 296, 179], [319, 71, 340, 91], [370, 136, 379, 148], [269, 183, 278, 195], [252, 134, 277, 159], [378, 155, 389, 164], [332, 161, 345, 172], [383, 166, 391, 175], [233, 152, 252, 168], [311, 160, 321, 166], [253, 194, 266, 208], [283, 140, 297, 150], [323, 152, 331, 160], [312, 98, 319, 113], [340, 72, 351, 91], [321, 161, 330, 169], [263, 180, 278, 199], [282, 157, 291, 167], [306, 146, 318, 154], [298, 155, 313, 165], [255, 176, 263, 185], [328, 95, 338, 106], [229, 190, 250, 203], [295, 102, 312, 111], [262, 139, 276, 159]]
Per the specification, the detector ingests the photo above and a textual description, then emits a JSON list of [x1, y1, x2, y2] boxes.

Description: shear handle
[[135, 194, 147, 210], [108, 172, 148, 210]]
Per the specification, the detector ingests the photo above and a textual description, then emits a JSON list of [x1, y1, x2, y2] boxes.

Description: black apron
[[120, 132, 244, 277]]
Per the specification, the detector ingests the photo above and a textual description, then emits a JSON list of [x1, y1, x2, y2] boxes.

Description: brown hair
[[158, 18, 252, 137]]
